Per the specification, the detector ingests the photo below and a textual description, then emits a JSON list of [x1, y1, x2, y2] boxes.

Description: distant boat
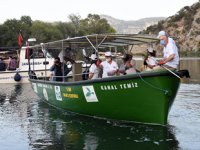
[[0, 45, 54, 83], [28, 34, 181, 125]]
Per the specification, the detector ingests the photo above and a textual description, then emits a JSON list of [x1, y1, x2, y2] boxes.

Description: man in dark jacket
[[50, 57, 63, 81]]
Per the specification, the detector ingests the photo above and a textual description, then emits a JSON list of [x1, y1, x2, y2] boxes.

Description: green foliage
[[168, 22, 178, 28], [0, 14, 115, 48], [183, 13, 194, 31], [80, 14, 116, 35], [30, 21, 62, 43], [68, 14, 81, 36]]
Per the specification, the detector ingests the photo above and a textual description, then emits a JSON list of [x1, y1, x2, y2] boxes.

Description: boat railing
[[29, 71, 89, 82]]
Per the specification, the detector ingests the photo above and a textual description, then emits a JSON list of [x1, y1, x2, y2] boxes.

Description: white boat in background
[[0, 46, 54, 83]]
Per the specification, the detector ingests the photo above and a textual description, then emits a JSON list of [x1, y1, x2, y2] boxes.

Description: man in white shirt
[[100, 51, 119, 78], [157, 31, 179, 69]]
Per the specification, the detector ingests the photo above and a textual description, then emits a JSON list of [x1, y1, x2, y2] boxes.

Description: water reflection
[[0, 84, 179, 150], [0, 84, 22, 104], [30, 101, 179, 150]]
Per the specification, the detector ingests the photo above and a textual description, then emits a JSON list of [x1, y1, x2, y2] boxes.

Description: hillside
[[100, 15, 165, 34], [141, 2, 200, 52]]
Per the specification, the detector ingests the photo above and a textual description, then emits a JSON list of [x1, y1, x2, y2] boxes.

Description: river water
[[0, 59, 200, 150]]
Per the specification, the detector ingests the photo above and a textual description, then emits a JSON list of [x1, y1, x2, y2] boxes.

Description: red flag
[[18, 33, 23, 47]]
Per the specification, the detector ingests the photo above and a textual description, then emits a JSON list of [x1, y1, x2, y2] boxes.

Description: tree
[[80, 14, 116, 35], [30, 21, 62, 43], [19, 16, 32, 41], [0, 14, 116, 48], [68, 14, 81, 36], [0, 16, 33, 47], [2, 19, 21, 47]]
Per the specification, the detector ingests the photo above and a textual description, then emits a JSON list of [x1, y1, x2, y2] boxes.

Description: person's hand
[[157, 60, 165, 65], [107, 70, 116, 76], [119, 68, 125, 74]]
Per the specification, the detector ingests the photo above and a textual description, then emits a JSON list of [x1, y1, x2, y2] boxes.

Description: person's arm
[[88, 72, 94, 80], [147, 64, 156, 69], [163, 54, 175, 63], [116, 69, 120, 76], [50, 64, 55, 71], [7, 61, 10, 69], [88, 65, 95, 80], [160, 43, 176, 64], [114, 61, 119, 76], [130, 59, 136, 67], [158, 54, 175, 65]]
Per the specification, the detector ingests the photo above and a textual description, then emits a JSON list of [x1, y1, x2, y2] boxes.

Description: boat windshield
[[26, 48, 52, 59]]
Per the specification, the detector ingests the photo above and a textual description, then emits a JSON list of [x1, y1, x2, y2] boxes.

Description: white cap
[[147, 47, 153, 53], [90, 54, 97, 60], [105, 51, 112, 57], [157, 31, 166, 38]]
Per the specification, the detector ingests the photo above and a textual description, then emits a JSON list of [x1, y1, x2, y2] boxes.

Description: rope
[[137, 72, 169, 95]]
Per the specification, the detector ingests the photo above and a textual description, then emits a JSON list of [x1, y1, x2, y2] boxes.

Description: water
[[0, 59, 200, 150]]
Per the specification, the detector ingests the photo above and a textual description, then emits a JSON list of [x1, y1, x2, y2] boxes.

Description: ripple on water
[[169, 83, 200, 150]]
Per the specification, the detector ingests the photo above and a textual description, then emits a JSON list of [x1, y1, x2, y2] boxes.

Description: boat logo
[[82, 86, 98, 102], [55, 86, 62, 101], [43, 88, 48, 101]]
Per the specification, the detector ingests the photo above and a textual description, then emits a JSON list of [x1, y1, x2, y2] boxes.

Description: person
[[99, 51, 119, 78], [7, 56, 17, 70], [63, 56, 74, 76], [144, 47, 157, 71], [50, 57, 63, 81], [0, 57, 6, 71], [119, 54, 137, 75], [88, 54, 100, 80], [58, 47, 73, 63], [157, 30, 179, 69]]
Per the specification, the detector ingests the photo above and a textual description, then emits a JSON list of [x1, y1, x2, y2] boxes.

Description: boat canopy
[[29, 34, 159, 51]]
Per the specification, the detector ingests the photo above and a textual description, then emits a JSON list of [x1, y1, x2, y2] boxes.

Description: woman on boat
[[88, 54, 100, 80], [99, 51, 119, 78], [7, 56, 17, 70], [119, 54, 137, 75], [50, 57, 63, 81], [144, 47, 157, 71]]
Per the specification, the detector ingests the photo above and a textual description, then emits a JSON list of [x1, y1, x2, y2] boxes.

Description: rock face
[[100, 15, 165, 34], [101, 2, 200, 54], [141, 2, 200, 52]]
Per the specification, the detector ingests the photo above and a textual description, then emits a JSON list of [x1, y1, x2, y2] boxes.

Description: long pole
[[161, 65, 181, 79], [151, 57, 181, 79]]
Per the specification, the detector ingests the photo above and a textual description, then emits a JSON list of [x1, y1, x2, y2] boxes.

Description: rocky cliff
[[100, 15, 165, 34], [141, 2, 200, 52]]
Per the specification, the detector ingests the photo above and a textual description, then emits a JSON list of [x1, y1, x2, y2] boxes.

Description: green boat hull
[[30, 71, 180, 125]]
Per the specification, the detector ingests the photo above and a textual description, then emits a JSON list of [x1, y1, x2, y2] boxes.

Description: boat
[[0, 39, 55, 83], [0, 42, 90, 84], [28, 34, 181, 125]]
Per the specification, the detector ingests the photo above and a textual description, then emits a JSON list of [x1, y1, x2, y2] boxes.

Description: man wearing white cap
[[100, 51, 119, 78], [157, 30, 179, 69]]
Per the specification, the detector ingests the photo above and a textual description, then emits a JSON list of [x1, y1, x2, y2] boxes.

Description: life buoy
[[14, 72, 21, 81]]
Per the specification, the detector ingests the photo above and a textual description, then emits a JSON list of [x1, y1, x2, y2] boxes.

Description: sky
[[0, 0, 198, 23]]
